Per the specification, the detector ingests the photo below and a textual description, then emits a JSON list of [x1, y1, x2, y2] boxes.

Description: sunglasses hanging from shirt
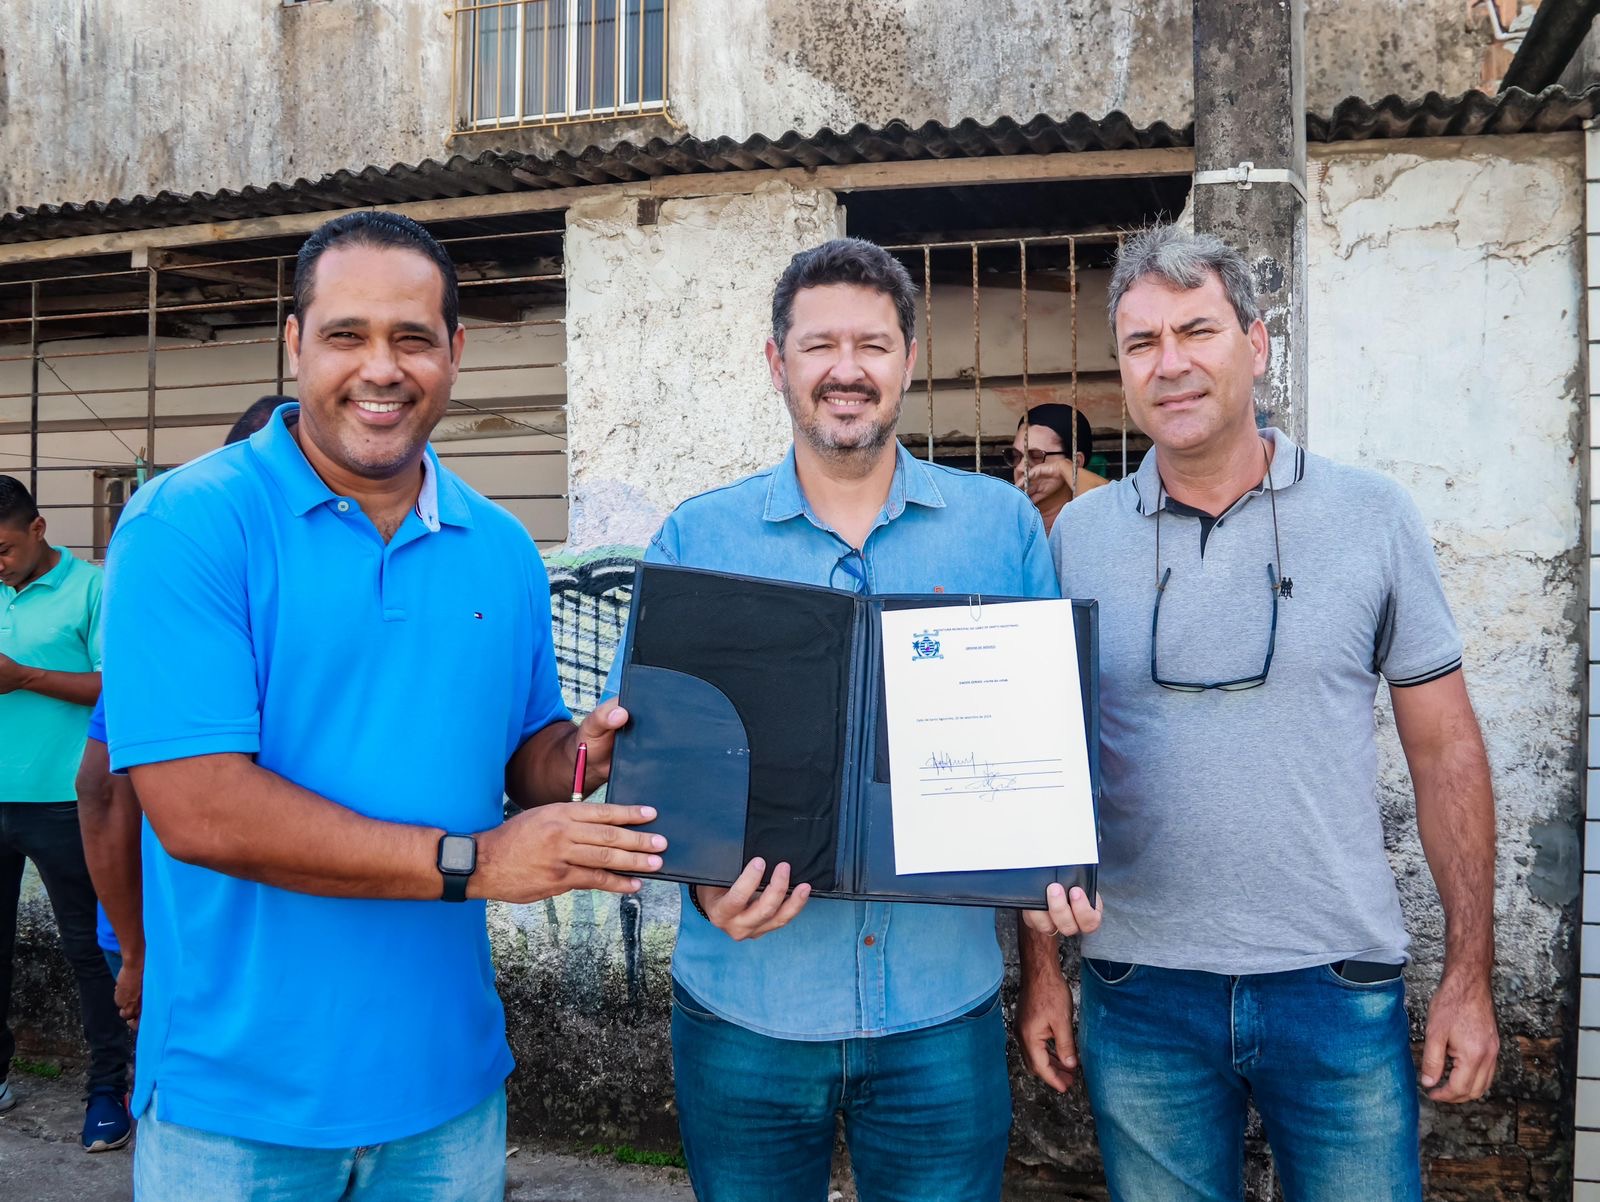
[[1150, 441, 1292, 693]]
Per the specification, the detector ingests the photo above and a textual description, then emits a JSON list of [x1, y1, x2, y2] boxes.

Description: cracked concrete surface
[[1307, 134, 1584, 1195]]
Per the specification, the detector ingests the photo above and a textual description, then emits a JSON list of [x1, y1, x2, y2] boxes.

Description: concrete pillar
[[562, 182, 844, 550], [1191, 0, 1307, 442]]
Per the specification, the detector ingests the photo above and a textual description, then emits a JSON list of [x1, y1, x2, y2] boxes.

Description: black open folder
[[607, 563, 1100, 909]]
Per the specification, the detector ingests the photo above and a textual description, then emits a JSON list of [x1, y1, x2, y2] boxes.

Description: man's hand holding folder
[[693, 857, 813, 941], [1022, 883, 1103, 938], [484, 701, 668, 904]]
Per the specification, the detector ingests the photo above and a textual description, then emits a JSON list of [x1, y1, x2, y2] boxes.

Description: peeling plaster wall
[[563, 182, 842, 550], [678, 0, 1516, 166], [0, 0, 1544, 216], [1303, 0, 1531, 111], [1307, 134, 1584, 1195], [0, 0, 454, 215], [674, 0, 1188, 139]]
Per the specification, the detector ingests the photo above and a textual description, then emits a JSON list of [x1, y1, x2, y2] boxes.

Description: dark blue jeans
[[670, 981, 1012, 1202], [1080, 960, 1421, 1202], [0, 801, 130, 1094]]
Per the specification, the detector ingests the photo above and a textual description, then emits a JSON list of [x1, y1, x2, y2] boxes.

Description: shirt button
[[336, 500, 351, 513], [863, 935, 876, 947]]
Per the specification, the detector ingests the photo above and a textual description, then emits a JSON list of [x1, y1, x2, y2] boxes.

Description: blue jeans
[[133, 1085, 506, 1201], [671, 980, 1012, 1202], [1080, 960, 1421, 1202]]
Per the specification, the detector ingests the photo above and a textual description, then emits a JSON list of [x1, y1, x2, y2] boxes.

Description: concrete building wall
[[1307, 133, 1585, 1197], [0, 0, 454, 217], [563, 181, 842, 549], [0, 0, 1546, 217]]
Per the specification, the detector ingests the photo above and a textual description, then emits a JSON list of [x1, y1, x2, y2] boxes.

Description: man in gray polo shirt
[[1016, 226, 1498, 1201]]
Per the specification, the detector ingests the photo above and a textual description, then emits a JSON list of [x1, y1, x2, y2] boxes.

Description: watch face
[[439, 836, 476, 874]]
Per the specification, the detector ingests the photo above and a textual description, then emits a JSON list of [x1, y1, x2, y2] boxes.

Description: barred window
[[456, 0, 667, 131]]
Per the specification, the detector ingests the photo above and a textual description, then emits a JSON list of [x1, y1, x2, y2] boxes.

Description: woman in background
[[1006, 404, 1108, 534]]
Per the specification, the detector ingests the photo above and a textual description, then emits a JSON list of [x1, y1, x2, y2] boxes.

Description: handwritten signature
[[921, 750, 1019, 802], [923, 750, 977, 774]]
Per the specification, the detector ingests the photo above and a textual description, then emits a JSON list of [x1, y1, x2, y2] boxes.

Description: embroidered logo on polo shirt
[[472, 611, 484, 620]]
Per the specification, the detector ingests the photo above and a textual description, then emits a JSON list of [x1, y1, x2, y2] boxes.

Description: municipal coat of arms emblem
[[911, 630, 943, 661]]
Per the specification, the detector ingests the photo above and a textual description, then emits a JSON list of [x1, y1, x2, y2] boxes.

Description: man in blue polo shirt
[[0, 475, 130, 1149], [611, 239, 1100, 1202], [103, 213, 665, 1200]]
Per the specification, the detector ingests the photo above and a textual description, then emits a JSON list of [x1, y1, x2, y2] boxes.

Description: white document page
[[879, 599, 1097, 875]]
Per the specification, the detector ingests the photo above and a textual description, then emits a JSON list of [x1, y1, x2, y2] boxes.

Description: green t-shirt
[[0, 547, 102, 801]]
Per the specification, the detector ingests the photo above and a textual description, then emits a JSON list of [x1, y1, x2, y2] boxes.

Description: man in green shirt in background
[[0, 474, 131, 1152]]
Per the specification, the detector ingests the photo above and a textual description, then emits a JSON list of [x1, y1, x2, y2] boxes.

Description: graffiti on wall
[[545, 546, 642, 713], [520, 545, 667, 1010]]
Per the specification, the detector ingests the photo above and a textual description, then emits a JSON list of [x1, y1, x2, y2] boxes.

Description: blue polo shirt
[[0, 546, 101, 802], [103, 404, 570, 1147], [608, 443, 1057, 1039]]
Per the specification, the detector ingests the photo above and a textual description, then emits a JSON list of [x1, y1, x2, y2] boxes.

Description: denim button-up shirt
[[621, 442, 1057, 1040]]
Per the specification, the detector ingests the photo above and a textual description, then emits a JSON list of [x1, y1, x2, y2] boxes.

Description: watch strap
[[441, 869, 470, 903]]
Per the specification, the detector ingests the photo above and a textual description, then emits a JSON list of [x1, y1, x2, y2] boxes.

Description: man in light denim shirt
[[610, 239, 1101, 1202]]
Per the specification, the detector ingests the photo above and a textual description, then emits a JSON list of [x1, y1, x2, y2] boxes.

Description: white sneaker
[[0, 1080, 15, 1113]]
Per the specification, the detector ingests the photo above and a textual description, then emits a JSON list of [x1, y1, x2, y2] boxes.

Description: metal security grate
[[0, 223, 571, 555], [884, 233, 1148, 489]]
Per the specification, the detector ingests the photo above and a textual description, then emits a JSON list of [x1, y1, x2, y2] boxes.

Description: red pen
[[571, 742, 588, 803]]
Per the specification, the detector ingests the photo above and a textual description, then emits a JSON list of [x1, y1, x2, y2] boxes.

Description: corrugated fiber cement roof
[[3, 84, 1594, 245]]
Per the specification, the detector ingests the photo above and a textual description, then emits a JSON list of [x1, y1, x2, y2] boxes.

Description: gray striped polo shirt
[[1052, 428, 1462, 973]]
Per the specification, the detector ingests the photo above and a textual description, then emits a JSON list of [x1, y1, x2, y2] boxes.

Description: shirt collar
[[762, 441, 948, 526], [415, 451, 448, 532], [12, 546, 76, 595], [1130, 426, 1306, 517], [250, 402, 472, 529]]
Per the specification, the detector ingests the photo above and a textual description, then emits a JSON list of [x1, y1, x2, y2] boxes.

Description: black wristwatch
[[437, 833, 478, 902]]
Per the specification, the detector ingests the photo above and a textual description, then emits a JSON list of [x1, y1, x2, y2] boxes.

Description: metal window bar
[[1070, 237, 1079, 491], [1018, 240, 1029, 497], [28, 283, 39, 495], [922, 246, 933, 464], [0, 227, 571, 552], [1116, 230, 1127, 475], [883, 233, 1140, 482], [970, 243, 982, 474]]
